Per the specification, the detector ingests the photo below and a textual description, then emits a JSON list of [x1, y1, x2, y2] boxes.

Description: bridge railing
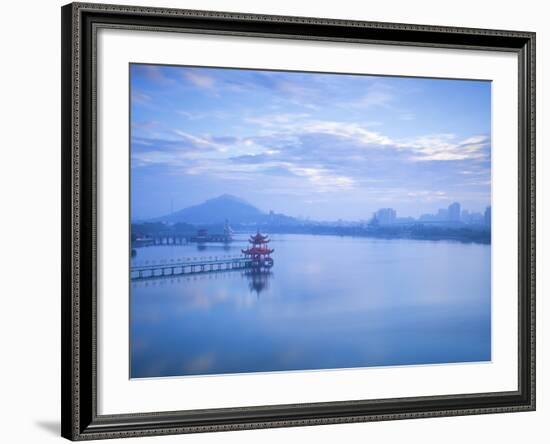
[[129, 256, 255, 280], [130, 255, 247, 271]]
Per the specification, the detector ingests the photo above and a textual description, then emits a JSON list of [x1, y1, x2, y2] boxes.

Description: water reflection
[[244, 269, 273, 297], [131, 266, 274, 299], [130, 234, 491, 378]]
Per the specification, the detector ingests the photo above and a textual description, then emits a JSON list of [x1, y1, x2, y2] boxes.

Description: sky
[[130, 63, 491, 221]]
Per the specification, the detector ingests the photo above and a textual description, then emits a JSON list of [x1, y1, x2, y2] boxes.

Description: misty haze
[[129, 64, 491, 378]]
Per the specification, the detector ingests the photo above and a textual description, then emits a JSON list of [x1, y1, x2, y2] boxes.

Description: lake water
[[130, 233, 491, 378]]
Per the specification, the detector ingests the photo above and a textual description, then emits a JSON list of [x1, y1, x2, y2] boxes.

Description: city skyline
[[136, 192, 490, 227], [135, 192, 491, 224], [131, 64, 491, 220], [371, 201, 490, 225]]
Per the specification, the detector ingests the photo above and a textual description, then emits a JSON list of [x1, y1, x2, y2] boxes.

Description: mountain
[[156, 194, 265, 225]]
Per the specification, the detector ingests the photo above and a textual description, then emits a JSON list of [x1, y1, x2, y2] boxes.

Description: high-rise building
[[448, 202, 461, 222], [484, 206, 491, 226], [375, 208, 397, 225]]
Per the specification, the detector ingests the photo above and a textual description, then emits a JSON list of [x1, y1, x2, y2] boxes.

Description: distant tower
[[375, 208, 396, 225], [369, 213, 380, 227], [242, 231, 274, 268], [223, 219, 233, 242], [448, 202, 461, 222]]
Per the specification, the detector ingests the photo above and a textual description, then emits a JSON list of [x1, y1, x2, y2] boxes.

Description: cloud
[[131, 121, 490, 203], [132, 120, 159, 130], [300, 121, 394, 146], [461, 135, 490, 145], [183, 69, 216, 89], [399, 113, 415, 121], [177, 69, 346, 110], [131, 90, 151, 104], [132, 125, 491, 219], [246, 113, 311, 127], [403, 134, 490, 161], [131, 67, 490, 210], [406, 190, 448, 200], [133, 65, 176, 85], [286, 165, 355, 192], [173, 130, 227, 151], [178, 110, 206, 120], [239, 113, 490, 163], [352, 82, 395, 109], [132, 150, 181, 167], [131, 65, 492, 219]]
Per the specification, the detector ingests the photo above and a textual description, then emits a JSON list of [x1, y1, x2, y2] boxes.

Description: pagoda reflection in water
[[243, 268, 273, 297]]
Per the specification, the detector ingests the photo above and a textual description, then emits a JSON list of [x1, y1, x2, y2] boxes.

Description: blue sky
[[130, 64, 491, 221]]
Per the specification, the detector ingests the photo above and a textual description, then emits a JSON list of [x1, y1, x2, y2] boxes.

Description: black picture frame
[[61, 2, 536, 440]]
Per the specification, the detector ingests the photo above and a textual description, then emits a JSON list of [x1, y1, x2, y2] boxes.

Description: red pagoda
[[242, 231, 274, 268]]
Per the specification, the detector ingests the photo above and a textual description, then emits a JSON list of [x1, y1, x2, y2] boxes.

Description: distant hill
[[155, 194, 266, 225]]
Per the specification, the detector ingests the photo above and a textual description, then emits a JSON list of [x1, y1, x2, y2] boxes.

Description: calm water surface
[[130, 234, 491, 378]]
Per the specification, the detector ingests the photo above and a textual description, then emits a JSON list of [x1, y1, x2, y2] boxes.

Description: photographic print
[[129, 64, 492, 379]]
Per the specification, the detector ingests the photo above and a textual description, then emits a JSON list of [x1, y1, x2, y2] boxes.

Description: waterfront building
[[374, 208, 397, 225], [242, 231, 274, 268], [448, 202, 461, 222], [223, 219, 234, 242]]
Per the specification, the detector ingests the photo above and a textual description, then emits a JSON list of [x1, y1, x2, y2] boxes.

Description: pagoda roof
[[249, 232, 270, 243]]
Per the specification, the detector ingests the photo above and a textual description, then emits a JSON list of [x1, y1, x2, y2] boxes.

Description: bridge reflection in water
[[131, 267, 273, 297]]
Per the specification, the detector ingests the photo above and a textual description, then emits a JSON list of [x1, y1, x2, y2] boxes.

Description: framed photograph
[[61, 2, 536, 440]]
